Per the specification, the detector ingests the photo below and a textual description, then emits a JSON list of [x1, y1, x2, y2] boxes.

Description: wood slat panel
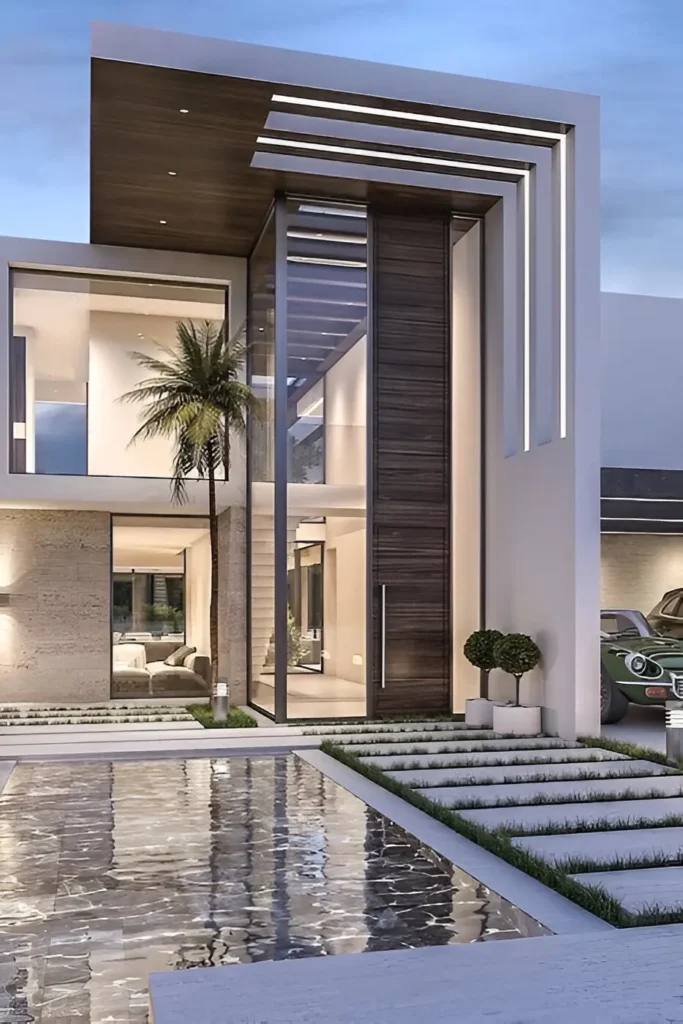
[[371, 210, 451, 716]]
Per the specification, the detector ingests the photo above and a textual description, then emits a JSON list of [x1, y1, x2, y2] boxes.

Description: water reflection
[[0, 757, 547, 1022]]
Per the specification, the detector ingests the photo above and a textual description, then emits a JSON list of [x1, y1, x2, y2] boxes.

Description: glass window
[[248, 213, 277, 717], [10, 272, 225, 477], [285, 200, 368, 718]]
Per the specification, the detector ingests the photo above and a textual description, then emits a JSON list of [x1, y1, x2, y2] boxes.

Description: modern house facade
[[0, 22, 601, 736]]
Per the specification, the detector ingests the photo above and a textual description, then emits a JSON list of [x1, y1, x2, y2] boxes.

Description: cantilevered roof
[[90, 22, 585, 257]]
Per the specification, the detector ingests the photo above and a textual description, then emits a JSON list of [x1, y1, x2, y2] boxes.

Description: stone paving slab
[[361, 746, 627, 769], [305, 722, 479, 735], [354, 737, 572, 757], [149, 922, 683, 1024], [337, 729, 499, 746], [387, 759, 669, 788], [461, 797, 683, 831], [421, 774, 683, 809], [513, 827, 683, 866], [572, 866, 683, 912]]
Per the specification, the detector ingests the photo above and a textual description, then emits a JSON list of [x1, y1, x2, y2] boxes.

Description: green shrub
[[463, 629, 505, 699], [187, 704, 257, 729], [494, 633, 541, 705]]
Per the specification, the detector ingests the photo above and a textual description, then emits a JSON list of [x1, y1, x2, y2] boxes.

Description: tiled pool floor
[[0, 756, 547, 1022]]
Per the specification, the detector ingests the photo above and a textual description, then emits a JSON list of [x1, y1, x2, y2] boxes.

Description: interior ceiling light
[[287, 230, 366, 245], [287, 255, 367, 268], [179, 108, 189, 114], [159, 219, 167, 225], [168, 170, 177, 176]]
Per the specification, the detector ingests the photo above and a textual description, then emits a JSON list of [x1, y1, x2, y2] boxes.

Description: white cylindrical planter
[[465, 698, 497, 728], [493, 704, 542, 737]]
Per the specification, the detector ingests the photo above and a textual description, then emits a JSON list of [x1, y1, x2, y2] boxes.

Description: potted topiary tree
[[463, 629, 505, 727], [493, 630, 540, 737], [492, 633, 542, 735]]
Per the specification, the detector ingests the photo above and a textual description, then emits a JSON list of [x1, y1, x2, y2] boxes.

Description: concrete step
[[359, 747, 628, 770], [513, 827, 683, 867], [461, 797, 683, 832], [420, 774, 683, 809], [308, 722, 481, 735], [337, 729, 499, 747], [386, 759, 669, 788], [0, 721, 204, 734], [571, 866, 683, 913], [0, 732, 324, 761], [355, 737, 572, 757]]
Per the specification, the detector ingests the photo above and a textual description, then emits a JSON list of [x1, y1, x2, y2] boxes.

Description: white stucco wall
[[602, 291, 683, 471]]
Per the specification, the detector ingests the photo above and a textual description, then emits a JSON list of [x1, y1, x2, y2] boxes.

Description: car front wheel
[[600, 666, 629, 724]]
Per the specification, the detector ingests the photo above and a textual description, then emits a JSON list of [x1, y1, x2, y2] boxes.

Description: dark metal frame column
[[273, 196, 289, 723]]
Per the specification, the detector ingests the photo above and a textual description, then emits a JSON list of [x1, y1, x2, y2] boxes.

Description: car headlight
[[625, 652, 663, 679]]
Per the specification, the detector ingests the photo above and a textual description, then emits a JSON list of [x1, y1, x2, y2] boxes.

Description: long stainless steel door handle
[[381, 584, 387, 689]]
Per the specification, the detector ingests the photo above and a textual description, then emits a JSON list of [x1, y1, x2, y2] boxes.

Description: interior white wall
[[451, 223, 482, 712], [323, 518, 366, 685], [324, 337, 366, 486], [185, 532, 211, 656], [601, 534, 683, 614], [602, 291, 683, 470], [88, 311, 180, 477]]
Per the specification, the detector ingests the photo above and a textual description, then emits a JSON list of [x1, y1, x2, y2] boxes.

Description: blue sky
[[1, 0, 682, 295]]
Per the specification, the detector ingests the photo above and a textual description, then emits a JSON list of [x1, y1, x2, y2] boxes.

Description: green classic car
[[601, 609, 683, 723]]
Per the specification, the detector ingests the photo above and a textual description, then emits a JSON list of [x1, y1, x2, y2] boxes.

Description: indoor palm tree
[[120, 319, 253, 719]]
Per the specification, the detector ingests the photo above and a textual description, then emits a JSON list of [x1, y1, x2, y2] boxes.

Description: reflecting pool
[[0, 757, 547, 1022]]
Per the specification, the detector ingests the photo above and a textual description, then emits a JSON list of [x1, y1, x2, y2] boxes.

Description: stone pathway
[[331, 724, 683, 919]]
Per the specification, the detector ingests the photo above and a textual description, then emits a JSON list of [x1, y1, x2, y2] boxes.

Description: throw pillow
[[164, 644, 196, 666]]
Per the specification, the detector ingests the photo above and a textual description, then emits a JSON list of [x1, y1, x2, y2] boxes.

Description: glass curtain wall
[[284, 200, 368, 719], [247, 198, 368, 721], [248, 212, 277, 716]]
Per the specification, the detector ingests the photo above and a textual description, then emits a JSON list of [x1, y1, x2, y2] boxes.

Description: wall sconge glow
[[352, 654, 364, 666]]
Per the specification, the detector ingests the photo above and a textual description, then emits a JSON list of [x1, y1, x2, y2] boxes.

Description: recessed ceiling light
[[137, 333, 144, 338], [168, 170, 177, 176], [159, 219, 167, 225], [179, 108, 189, 114]]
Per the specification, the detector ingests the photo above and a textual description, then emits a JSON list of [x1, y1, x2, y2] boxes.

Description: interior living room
[[111, 515, 212, 699]]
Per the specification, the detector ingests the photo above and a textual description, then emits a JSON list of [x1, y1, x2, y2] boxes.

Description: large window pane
[[285, 200, 368, 718], [10, 272, 225, 477], [248, 214, 277, 716]]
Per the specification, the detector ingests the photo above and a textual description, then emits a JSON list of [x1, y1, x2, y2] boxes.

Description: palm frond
[[122, 317, 253, 500]]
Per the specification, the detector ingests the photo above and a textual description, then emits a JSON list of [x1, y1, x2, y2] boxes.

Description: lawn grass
[[321, 739, 683, 929], [187, 704, 257, 729], [579, 735, 679, 768], [383, 752, 617, 771], [443, 785, 683, 811]]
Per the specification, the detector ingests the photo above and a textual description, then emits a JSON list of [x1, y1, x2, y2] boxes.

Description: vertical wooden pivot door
[[371, 208, 451, 717]]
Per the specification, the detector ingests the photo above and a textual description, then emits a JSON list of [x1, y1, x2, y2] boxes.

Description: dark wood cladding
[[90, 60, 496, 255], [371, 209, 451, 716]]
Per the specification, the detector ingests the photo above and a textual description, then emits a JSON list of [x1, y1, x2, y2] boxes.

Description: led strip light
[[270, 93, 570, 447], [258, 131, 533, 451]]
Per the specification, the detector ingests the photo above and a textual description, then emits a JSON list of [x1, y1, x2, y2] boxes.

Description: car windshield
[[600, 611, 656, 639]]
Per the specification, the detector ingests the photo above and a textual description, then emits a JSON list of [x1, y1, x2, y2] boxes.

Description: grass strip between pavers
[[382, 753, 617, 771], [321, 739, 683, 929], [578, 735, 678, 768], [443, 785, 683, 811], [409, 766, 672, 789]]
